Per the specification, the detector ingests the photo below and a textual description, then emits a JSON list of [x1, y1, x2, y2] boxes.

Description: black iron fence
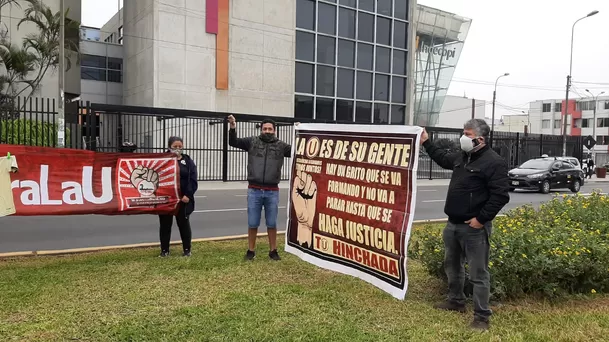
[[1, 98, 584, 181]]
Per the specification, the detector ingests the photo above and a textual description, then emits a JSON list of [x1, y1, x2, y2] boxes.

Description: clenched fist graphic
[[130, 165, 160, 197], [292, 170, 317, 247]]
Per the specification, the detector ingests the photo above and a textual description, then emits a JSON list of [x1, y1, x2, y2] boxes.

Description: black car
[[508, 157, 585, 194]]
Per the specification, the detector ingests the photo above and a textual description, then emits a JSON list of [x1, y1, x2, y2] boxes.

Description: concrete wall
[[1, 0, 81, 99], [122, 0, 295, 116], [101, 8, 123, 43], [437, 95, 485, 129], [79, 40, 123, 105]]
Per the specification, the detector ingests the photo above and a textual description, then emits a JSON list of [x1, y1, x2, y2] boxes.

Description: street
[[1, 182, 608, 253]]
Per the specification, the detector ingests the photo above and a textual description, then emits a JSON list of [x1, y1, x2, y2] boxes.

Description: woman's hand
[[181, 196, 190, 203]]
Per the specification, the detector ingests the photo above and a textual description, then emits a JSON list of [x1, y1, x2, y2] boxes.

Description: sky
[[81, 0, 609, 120]]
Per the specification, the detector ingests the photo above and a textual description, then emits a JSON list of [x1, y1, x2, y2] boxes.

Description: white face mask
[[460, 135, 477, 152]]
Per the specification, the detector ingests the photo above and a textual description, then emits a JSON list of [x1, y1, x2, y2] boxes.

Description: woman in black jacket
[[159, 136, 198, 257]]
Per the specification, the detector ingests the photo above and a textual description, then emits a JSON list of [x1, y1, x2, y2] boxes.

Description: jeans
[[247, 188, 279, 229], [443, 221, 492, 321], [159, 203, 192, 252]]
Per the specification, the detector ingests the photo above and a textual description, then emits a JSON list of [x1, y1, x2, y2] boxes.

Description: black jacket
[[229, 129, 291, 188], [177, 153, 198, 216], [423, 140, 510, 224]]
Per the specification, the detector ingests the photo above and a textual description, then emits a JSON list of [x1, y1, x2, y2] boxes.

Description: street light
[[585, 89, 605, 160], [491, 72, 510, 147], [562, 10, 599, 156]]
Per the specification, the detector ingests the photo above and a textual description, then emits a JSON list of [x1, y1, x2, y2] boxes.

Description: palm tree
[[14, 0, 80, 101]]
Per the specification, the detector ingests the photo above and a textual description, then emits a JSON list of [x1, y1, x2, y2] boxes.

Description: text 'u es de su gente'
[[295, 137, 412, 168]]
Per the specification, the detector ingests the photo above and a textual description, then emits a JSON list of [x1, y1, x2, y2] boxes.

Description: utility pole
[[57, 0, 65, 148], [471, 98, 475, 119], [491, 73, 510, 148], [562, 10, 599, 156]]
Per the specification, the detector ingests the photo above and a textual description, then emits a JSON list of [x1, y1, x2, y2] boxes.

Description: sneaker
[[244, 250, 256, 261], [159, 250, 170, 258], [470, 318, 490, 330], [433, 300, 466, 313], [269, 249, 281, 261], [183, 249, 191, 257]]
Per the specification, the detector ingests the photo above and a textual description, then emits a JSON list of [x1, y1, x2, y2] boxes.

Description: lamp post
[[562, 10, 599, 157], [585, 89, 605, 160], [491, 72, 510, 147]]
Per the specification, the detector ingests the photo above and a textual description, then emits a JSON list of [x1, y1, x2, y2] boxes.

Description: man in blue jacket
[[228, 115, 292, 261], [421, 119, 510, 331]]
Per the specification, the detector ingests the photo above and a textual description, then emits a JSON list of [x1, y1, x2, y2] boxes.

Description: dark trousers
[[159, 203, 192, 252], [443, 221, 492, 321]]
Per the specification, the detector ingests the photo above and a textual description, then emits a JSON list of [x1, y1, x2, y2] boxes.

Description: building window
[[375, 46, 391, 73], [81, 68, 106, 81], [317, 3, 336, 35], [294, 0, 410, 123], [598, 118, 609, 128], [355, 102, 372, 123], [393, 21, 407, 49], [296, 31, 315, 62], [337, 68, 354, 98], [315, 97, 334, 120], [317, 35, 336, 65], [542, 103, 551, 112], [581, 118, 591, 128], [80, 54, 123, 83], [605, 101, 609, 110], [374, 103, 390, 123], [296, 0, 315, 31], [553, 119, 561, 129], [574, 119, 582, 128], [337, 39, 355, 67], [391, 105, 406, 125], [358, 12, 374, 43], [377, 0, 392, 17], [336, 100, 354, 122], [554, 102, 562, 113], [542, 120, 550, 129], [316, 65, 335, 96], [118, 26, 123, 38], [357, 43, 373, 70], [376, 17, 391, 46], [338, 8, 356, 39], [295, 62, 314, 94], [577, 101, 595, 111], [394, 0, 408, 20], [295, 95, 314, 119]]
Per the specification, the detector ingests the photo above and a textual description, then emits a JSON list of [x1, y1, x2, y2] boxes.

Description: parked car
[[508, 157, 585, 194]]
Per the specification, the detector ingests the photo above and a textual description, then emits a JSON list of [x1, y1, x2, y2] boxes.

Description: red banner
[[0, 145, 181, 216]]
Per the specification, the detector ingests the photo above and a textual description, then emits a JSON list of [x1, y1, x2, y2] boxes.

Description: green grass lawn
[[1, 236, 608, 342]]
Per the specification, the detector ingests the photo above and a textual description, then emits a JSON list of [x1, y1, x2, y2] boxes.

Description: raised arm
[[283, 143, 292, 157], [227, 115, 252, 151], [420, 129, 460, 170]]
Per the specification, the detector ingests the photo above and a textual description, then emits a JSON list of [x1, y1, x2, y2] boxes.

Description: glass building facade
[[412, 6, 471, 126], [294, 0, 411, 124]]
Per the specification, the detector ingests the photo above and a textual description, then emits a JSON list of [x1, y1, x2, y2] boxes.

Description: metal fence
[[0, 98, 584, 181]]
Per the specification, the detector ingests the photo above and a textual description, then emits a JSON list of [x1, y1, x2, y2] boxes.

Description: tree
[[0, 0, 80, 106]]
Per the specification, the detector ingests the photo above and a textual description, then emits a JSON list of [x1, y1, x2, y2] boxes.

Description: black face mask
[[260, 133, 276, 143]]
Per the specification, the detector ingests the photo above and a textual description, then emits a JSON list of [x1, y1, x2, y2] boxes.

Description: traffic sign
[[584, 135, 596, 150]]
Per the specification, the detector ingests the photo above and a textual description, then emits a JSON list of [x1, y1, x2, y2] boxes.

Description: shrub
[[409, 192, 609, 300], [0, 118, 71, 147]]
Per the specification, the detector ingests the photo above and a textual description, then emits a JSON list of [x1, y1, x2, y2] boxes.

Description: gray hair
[[463, 119, 491, 141]]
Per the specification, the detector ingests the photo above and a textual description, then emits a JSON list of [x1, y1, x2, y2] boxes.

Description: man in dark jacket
[[228, 115, 292, 261], [420, 119, 510, 331]]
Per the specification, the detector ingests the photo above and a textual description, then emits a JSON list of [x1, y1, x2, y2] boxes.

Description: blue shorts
[[247, 188, 279, 229]]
